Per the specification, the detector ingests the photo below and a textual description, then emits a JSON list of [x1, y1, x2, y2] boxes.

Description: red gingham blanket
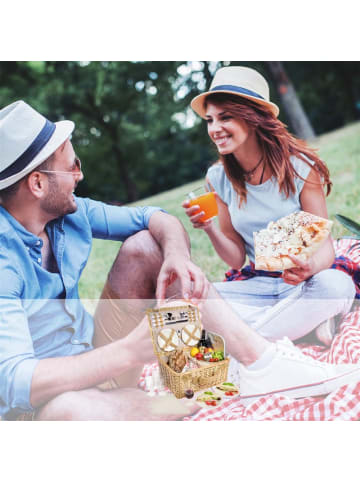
[[140, 238, 360, 420]]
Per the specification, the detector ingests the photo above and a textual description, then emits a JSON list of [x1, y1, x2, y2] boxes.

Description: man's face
[[40, 139, 84, 218]]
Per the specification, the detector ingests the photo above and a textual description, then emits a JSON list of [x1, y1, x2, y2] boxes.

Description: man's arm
[[30, 316, 154, 408], [0, 274, 154, 411], [148, 211, 209, 301], [84, 198, 209, 300]]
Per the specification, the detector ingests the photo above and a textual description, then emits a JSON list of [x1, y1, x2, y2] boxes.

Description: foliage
[[78, 120, 360, 301], [1, 61, 360, 204], [335, 215, 360, 238], [0, 61, 217, 203], [282, 62, 360, 135]]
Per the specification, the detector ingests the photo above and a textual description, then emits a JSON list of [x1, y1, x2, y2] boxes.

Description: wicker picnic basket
[[147, 302, 229, 398]]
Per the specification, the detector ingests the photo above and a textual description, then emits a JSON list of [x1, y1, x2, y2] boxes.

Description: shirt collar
[[0, 205, 64, 247]]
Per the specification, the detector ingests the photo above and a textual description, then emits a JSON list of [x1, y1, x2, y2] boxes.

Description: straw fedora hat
[[191, 66, 279, 118], [0, 100, 75, 190]]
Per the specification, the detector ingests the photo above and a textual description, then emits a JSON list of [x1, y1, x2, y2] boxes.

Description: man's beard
[[41, 175, 78, 218]]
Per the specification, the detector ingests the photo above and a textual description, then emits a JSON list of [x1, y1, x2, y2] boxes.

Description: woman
[[183, 66, 355, 345]]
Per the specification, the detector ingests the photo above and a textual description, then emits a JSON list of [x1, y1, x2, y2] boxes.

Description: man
[[0, 100, 206, 420], [1, 100, 360, 421]]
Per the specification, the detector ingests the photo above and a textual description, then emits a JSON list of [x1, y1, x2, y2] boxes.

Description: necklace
[[242, 156, 264, 182]]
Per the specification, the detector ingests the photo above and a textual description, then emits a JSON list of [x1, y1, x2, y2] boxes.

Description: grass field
[[79, 121, 360, 301]]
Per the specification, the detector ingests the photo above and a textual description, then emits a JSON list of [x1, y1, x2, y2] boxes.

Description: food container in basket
[[147, 302, 229, 399]]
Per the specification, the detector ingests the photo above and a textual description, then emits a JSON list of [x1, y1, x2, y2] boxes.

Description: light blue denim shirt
[[0, 196, 163, 419]]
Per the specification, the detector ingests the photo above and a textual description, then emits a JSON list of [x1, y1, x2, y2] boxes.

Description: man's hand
[[282, 254, 316, 285], [156, 254, 210, 302], [148, 211, 210, 302], [123, 316, 157, 366]]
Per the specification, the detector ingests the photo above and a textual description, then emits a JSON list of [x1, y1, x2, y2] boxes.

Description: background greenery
[[1, 61, 360, 204], [79, 121, 360, 301], [1, 61, 359, 302]]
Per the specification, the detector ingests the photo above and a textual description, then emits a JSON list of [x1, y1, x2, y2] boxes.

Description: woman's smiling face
[[205, 102, 251, 156]]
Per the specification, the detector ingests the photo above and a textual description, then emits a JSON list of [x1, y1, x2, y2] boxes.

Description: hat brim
[[0, 119, 75, 190], [191, 90, 279, 119]]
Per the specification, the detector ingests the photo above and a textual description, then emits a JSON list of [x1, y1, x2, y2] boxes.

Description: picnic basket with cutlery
[[147, 301, 229, 398]]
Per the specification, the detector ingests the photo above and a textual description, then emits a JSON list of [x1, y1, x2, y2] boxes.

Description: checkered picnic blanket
[[139, 238, 360, 421]]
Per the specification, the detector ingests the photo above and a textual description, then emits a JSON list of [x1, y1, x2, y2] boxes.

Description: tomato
[[225, 391, 234, 396], [195, 353, 204, 360], [205, 401, 212, 406], [211, 401, 217, 406]]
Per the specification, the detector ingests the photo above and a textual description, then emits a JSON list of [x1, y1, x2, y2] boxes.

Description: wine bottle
[[205, 333, 214, 349], [198, 329, 207, 351]]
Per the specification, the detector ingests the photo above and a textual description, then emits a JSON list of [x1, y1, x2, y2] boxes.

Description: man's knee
[[119, 230, 163, 266]]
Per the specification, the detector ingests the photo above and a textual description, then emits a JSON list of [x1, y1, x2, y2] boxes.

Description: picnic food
[[215, 382, 239, 396], [190, 347, 224, 363], [157, 328, 180, 351], [168, 349, 187, 373], [196, 391, 222, 407], [254, 210, 333, 271], [147, 303, 229, 398], [190, 347, 200, 357]]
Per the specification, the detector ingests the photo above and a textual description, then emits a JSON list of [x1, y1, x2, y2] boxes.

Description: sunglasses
[[39, 157, 82, 177]]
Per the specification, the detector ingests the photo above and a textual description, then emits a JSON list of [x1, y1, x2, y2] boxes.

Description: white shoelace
[[277, 338, 327, 367]]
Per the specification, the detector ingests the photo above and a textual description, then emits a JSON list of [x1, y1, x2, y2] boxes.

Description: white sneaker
[[315, 317, 336, 346], [237, 338, 360, 404]]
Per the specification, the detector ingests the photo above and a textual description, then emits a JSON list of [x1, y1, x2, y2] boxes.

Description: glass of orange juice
[[187, 186, 218, 222]]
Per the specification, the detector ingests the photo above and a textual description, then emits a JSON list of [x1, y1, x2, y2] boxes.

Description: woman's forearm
[[204, 223, 246, 269], [311, 236, 335, 275]]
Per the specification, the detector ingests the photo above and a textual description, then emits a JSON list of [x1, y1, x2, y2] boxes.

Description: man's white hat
[[0, 100, 75, 189]]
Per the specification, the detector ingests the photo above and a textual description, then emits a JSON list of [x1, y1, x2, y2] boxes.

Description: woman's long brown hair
[[205, 93, 332, 205]]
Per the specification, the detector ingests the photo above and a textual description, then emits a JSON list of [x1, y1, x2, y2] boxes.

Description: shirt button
[[26, 246, 30, 251], [37, 258, 41, 263], [36, 240, 41, 246], [73, 339, 80, 344]]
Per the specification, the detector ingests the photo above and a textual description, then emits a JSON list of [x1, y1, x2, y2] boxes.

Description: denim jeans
[[213, 269, 356, 341]]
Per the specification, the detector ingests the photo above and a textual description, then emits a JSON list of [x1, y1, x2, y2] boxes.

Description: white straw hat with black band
[[0, 100, 75, 190], [191, 66, 279, 119]]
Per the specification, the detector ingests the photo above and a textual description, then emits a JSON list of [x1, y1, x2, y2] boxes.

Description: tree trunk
[[202, 61, 213, 90], [265, 61, 316, 140]]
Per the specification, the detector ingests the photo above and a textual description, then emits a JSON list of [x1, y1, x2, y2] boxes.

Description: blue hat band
[[210, 84, 265, 101], [0, 119, 56, 181]]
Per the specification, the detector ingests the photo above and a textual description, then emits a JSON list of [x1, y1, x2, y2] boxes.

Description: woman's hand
[[182, 199, 214, 231], [282, 254, 316, 285]]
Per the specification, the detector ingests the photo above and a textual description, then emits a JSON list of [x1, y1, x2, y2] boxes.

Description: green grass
[[79, 121, 360, 301]]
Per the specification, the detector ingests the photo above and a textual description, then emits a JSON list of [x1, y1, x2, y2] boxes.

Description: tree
[[2, 61, 360, 202], [265, 61, 316, 140]]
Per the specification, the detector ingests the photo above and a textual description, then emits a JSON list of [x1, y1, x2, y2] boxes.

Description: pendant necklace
[[243, 155, 264, 183]]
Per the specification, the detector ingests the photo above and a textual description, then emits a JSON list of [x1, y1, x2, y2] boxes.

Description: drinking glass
[[187, 186, 218, 222]]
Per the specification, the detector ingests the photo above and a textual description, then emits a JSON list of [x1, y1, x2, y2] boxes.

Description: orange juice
[[188, 192, 218, 222]]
